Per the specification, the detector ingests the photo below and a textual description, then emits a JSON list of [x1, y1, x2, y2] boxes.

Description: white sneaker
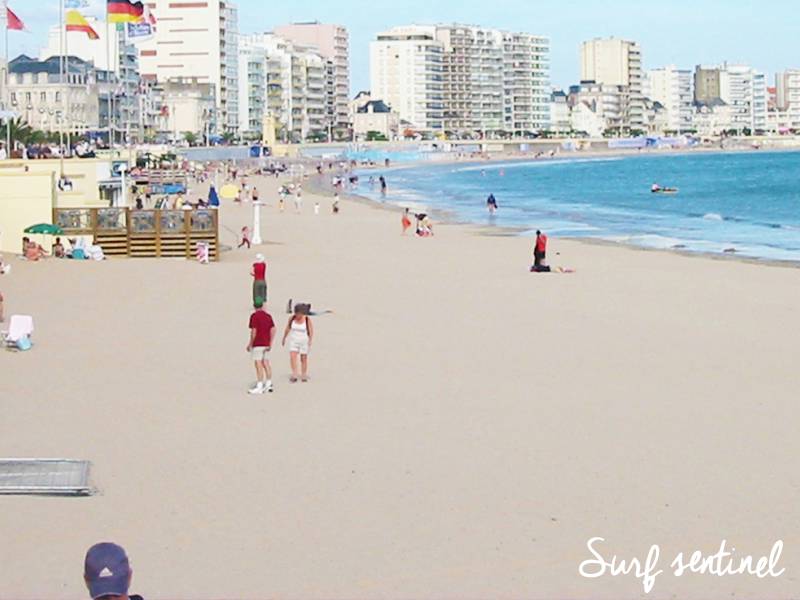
[[248, 383, 264, 395], [265, 381, 274, 393]]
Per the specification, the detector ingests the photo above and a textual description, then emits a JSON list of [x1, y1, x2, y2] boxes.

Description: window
[[55, 92, 61, 103], [10, 92, 16, 104], [40, 92, 46, 102], [25, 92, 31, 103]]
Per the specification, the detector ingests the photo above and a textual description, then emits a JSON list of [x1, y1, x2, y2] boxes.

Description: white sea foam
[[703, 213, 724, 221], [452, 157, 623, 173]]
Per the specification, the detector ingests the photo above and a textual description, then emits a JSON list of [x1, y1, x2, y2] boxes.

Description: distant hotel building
[[137, 0, 239, 135], [775, 69, 800, 129], [693, 64, 767, 133], [238, 34, 327, 142], [274, 22, 351, 138], [580, 37, 644, 133], [643, 66, 694, 133], [369, 24, 550, 136]]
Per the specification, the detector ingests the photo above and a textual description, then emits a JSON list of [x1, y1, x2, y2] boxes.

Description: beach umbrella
[[220, 184, 239, 200], [24, 223, 64, 235]]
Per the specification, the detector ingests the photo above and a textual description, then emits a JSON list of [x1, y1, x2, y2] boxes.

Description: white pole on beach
[[251, 201, 263, 245]]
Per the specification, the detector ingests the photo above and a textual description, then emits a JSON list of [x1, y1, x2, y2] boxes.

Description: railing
[[53, 207, 219, 260]]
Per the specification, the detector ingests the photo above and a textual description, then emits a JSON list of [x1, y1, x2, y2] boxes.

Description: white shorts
[[251, 346, 271, 361], [288, 337, 309, 355]]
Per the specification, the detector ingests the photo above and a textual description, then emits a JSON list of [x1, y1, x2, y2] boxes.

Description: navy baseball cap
[[84, 543, 131, 599]]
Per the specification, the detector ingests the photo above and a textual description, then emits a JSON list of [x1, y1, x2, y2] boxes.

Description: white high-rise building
[[274, 22, 350, 138], [138, 0, 239, 135], [644, 66, 694, 133], [719, 64, 767, 133], [370, 26, 444, 133], [580, 37, 644, 131], [370, 24, 549, 136], [775, 70, 800, 128], [238, 34, 326, 142]]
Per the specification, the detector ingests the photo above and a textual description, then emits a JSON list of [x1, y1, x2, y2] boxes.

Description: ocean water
[[356, 151, 800, 262]]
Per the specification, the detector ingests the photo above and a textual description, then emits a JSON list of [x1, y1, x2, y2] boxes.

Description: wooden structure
[[53, 207, 220, 260]]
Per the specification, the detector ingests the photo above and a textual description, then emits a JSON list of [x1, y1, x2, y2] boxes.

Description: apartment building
[[370, 24, 550, 136], [719, 64, 768, 132], [436, 25, 504, 133], [568, 81, 629, 134], [8, 55, 111, 136], [370, 26, 444, 133], [694, 66, 722, 105], [503, 32, 550, 134], [644, 66, 694, 133], [274, 22, 350, 137], [138, 0, 238, 135], [238, 34, 327, 142], [775, 69, 800, 128], [580, 38, 644, 132]]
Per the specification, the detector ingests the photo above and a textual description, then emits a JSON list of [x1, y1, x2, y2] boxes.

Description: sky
[[6, 0, 800, 93]]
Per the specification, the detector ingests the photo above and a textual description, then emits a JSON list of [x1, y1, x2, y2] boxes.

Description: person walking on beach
[[251, 254, 267, 304], [401, 208, 412, 234], [282, 304, 313, 383], [239, 226, 251, 249], [252, 186, 260, 203], [533, 230, 548, 268], [332, 193, 340, 214], [247, 299, 276, 394], [293, 184, 303, 213], [84, 542, 144, 600]]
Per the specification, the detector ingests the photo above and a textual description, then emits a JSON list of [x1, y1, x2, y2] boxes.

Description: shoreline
[[315, 149, 800, 269]]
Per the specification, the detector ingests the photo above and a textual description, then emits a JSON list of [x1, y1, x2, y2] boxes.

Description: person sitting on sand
[[251, 253, 267, 304], [282, 303, 314, 383], [24, 240, 47, 261], [52, 237, 65, 258], [21, 236, 30, 256], [533, 230, 547, 268]]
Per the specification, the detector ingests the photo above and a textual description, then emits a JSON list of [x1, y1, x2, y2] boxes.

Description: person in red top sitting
[[246, 298, 276, 394], [533, 230, 548, 268], [251, 253, 267, 304]]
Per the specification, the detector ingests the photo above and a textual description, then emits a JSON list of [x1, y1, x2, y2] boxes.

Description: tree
[[365, 130, 388, 141], [222, 131, 236, 145], [183, 131, 198, 146]]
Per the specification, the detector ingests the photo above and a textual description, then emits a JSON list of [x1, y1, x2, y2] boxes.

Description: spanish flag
[[107, 0, 144, 23], [66, 10, 100, 40]]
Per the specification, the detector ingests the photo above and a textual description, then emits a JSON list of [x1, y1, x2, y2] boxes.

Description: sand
[[1, 171, 799, 600]]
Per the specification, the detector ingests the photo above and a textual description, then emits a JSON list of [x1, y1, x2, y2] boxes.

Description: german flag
[[66, 10, 100, 40], [107, 0, 144, 23]]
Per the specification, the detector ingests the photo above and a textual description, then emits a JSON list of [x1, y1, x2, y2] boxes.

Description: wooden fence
[[52, 207, 220, 260]]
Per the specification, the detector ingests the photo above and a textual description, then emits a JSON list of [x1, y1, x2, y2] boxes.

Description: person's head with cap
[[255, 253, 265, 263], [84, 543, 132, 600], [254, 297, 265, 310]]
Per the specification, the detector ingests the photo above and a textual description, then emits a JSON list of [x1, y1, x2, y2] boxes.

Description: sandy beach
[[1, 171, 799, 599]]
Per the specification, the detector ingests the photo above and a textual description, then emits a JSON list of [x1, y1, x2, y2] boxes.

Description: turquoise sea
[[357, 151, 800, 262]]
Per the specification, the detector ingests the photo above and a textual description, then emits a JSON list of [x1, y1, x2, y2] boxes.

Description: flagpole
[[3, 0, 10, 155], [58, 0, 65, 177], [64, 9, 71, 159], [106, 3, 112, 155]]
